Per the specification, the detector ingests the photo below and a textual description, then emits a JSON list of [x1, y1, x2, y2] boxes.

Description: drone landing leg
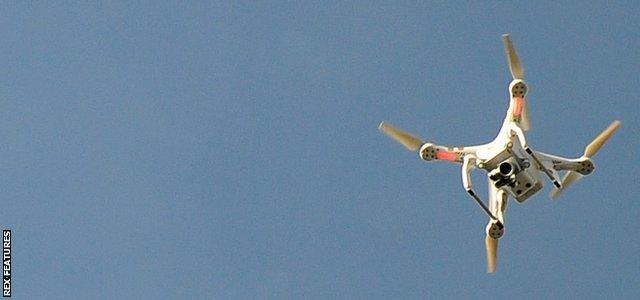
[[525, 148, 562, 188], [467, 190, 499, 221], [462, 156, 500, 221]]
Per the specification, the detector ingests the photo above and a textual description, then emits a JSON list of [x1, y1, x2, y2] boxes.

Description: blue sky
[[1, 2, 638, 299]]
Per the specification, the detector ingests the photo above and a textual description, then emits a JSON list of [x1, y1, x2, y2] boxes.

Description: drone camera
[[489, 158, 542, 202], [489, 159, 520, 188], [499, 161, 515, 176]]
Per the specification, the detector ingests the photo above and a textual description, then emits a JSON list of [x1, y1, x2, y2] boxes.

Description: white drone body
[[379, 34, 621, 273]]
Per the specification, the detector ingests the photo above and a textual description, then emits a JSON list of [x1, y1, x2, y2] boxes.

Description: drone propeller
[[502, 34, 531, 130], [584, 120, 622, 158], [502, 34, 524, 80], [550, 120, 621, 199], [485, 236, 498, 273], [378, 122, 424, 151]]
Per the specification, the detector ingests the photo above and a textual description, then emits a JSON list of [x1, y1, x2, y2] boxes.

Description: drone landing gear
[[525, 148, 561, 188], [467, 189, 500, 222], [463, 156, 502, 222]]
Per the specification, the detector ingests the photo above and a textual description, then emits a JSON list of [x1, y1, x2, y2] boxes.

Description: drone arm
[[535, 151, 592, 199], [462, 156, 498, 221], [533, 151, 594, 175], [419, 143, 481, 164]]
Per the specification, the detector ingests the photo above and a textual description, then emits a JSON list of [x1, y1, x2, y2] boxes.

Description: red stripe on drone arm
[[436, 151, 459, 162], [512, 97, 524, 117]]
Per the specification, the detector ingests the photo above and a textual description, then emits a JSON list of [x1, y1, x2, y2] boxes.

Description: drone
[[378, 34, 621, 273]]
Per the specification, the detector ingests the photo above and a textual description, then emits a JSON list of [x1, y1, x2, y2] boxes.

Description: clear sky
[[1, 2, 638, 299]]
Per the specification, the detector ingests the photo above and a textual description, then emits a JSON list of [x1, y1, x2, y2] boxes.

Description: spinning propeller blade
[[584, 120, 621, 158], [378, 122, 424, 151], [503, 34, 531, 130], [485, 236, 498, 273], [551, 120, 621, 199], [502, 34, 524, 80]]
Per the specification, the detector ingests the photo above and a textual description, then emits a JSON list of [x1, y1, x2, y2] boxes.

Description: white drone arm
[[379, 121, 484, 164], [534, 152, 591, 172], [532, 120, 620, 199]]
